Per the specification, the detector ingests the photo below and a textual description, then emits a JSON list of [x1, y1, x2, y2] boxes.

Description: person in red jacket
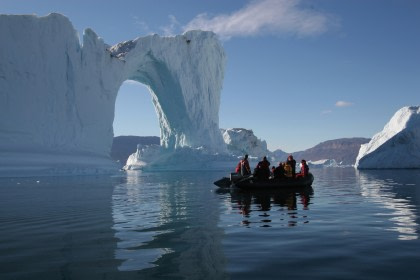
[[235, 154, 251, 176], [296, 159, 309, 178]]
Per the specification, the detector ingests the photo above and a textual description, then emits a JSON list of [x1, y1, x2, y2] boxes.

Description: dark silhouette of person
[[254, 156, 270, 180], [286, 155, 296, 178]]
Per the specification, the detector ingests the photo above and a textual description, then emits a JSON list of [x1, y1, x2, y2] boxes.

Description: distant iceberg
[[124, 145, 236, 171], [123, 128, 275, 170], [221, 128, 270, 158], [308, 159, 343, 168], [355, 106, 420, 169]]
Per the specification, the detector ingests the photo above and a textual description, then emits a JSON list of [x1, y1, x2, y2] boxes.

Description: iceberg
[[0, 13, 226, 176], [124, 144, 236, 171], [308, 159, 340, 168], [123, 127, 271, 170], [221, 128, 270, 158], [355, 106, 420, 169]]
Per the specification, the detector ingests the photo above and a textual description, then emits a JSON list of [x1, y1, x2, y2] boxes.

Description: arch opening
[[111, 80, 161, 166], [113, 80, 160, 139]]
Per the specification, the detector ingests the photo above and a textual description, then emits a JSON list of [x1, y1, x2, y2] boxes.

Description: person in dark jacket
[[254, 156, 270, 180], [286, 155, 296, 177], [273, 162, 285, 179]]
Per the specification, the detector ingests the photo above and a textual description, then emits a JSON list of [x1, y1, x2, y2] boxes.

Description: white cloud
[[183, 0, 335, 40], [321, 109, 333, 115], [161, 15, 181, 36], [335, 101, 354, 107]]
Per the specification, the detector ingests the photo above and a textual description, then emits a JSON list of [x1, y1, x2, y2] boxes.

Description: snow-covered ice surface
[[0, 13, 226, 176], [355, 106, 420, 169]]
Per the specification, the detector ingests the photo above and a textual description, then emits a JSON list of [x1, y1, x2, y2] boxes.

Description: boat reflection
[[217, 186, 314, 227]]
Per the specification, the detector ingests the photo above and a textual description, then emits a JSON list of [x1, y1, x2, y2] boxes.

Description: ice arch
[[0, 13, 226, 176], [111, 32, 226, 151]]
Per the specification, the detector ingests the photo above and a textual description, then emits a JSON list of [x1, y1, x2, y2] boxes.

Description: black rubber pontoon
[[214, 173, 314, 190]]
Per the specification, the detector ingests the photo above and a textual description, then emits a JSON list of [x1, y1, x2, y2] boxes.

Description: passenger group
[[236, 154, 309, 180]]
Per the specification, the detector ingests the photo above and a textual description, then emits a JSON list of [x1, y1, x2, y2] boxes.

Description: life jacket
[[287, 159, 296, 174], [284, 163, 293, 177], [301, 164, 309, 176], [240, 159, 250, 174], [235, 162, 241, 173]]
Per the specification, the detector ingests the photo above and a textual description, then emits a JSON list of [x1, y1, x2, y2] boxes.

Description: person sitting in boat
[[235, 154, 251, 176], [273, 162, 285, 179], [284, 162, 293, 178], [295, 159, 309, 178], [253, 156, 271, 180], [286, 155, 297, 177]]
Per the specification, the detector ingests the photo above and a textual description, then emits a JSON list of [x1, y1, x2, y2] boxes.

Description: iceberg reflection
[[112, 171, 227, 278], [112, 178, 172, 270], [358, 170, 420, 241]]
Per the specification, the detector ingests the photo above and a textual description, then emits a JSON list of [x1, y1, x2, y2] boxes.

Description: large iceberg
[[355, 106, 420, 169], [0, 13, 226, 176]]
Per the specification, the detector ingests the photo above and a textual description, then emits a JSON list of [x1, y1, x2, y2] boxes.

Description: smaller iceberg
[[308, 159, 342, 168], [124, 145, 236, 171], [355, 106, 420, 169], [221, 128, 270, 158], [124, 128, 271, 171]]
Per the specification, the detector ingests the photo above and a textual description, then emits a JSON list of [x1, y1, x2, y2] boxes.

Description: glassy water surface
[[1, 168, 420, 279]]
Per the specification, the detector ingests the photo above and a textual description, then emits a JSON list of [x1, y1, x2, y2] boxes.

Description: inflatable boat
[[214, 173, 314, 190]]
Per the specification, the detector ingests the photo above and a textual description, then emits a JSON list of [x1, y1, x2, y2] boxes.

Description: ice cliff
[[0, 13, 226, 176], [355, 106, 420, 169]]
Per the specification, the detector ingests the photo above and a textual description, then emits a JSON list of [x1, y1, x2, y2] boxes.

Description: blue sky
[[2, 0, 419, 152]]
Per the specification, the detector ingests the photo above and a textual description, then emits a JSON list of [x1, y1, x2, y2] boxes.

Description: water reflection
[[358, 169, 420, 241], [112, 171, 227, 279], [0, 175, 123, 279], [217, 187, 313, 228]]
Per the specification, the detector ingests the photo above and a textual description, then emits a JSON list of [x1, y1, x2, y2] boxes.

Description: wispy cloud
[[183, 0, 336, 40], [321, 109, 333, 115], [161, 15, 181, 36], [133, 16, 153, 35], [335, 101, 354, 107]]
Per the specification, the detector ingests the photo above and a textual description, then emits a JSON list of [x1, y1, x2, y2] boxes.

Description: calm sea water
[[1, 168, 420, 279]]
